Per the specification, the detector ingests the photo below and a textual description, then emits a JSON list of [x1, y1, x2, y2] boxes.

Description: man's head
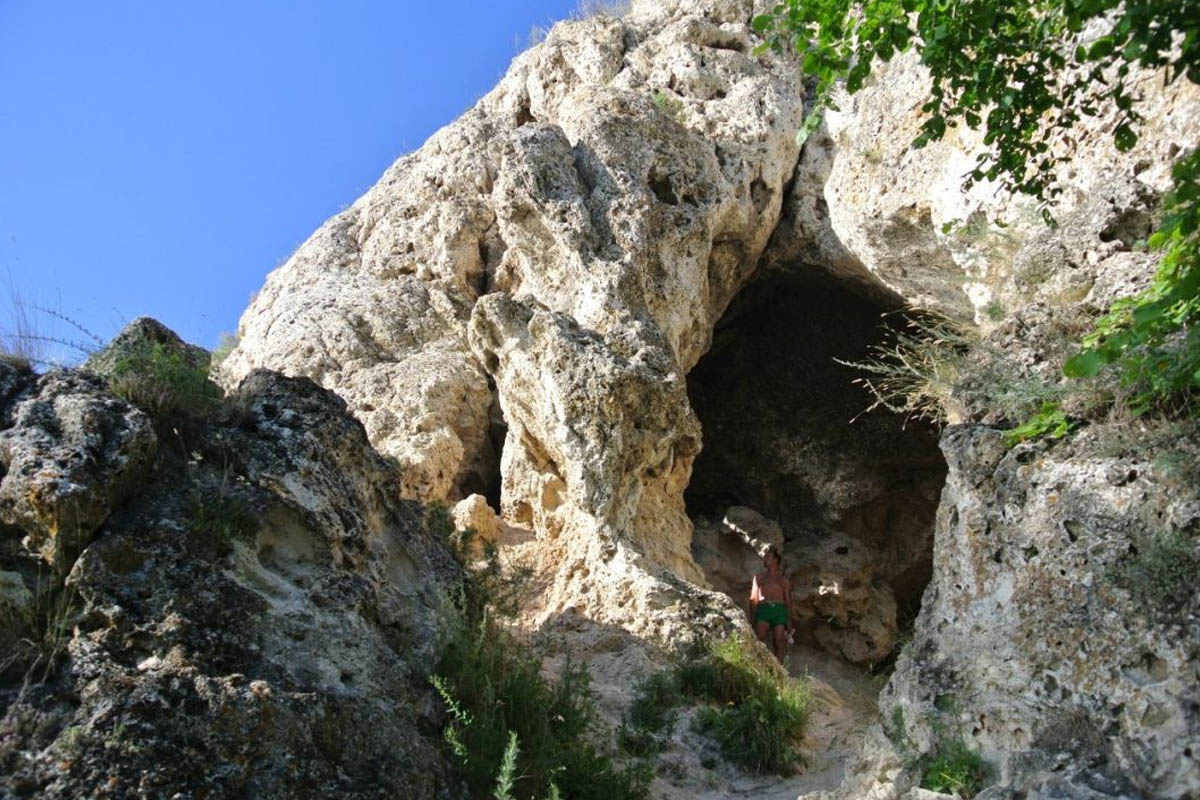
[[763, 546, 782, 571]]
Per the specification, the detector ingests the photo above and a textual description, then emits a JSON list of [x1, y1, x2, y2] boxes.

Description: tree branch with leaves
[[756, 0, 1200, 422]]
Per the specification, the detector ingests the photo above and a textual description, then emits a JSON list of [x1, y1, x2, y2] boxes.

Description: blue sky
[[0, 0, 580, 363]]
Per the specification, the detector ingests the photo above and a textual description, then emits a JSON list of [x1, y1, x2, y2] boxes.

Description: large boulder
[[1, 366, 462, 798], [866, 425, 1200, 798]]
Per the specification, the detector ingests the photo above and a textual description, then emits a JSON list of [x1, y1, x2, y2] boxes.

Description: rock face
[[1, 334, 461, 797], [760, 36, 1200, 800], [219, 0, 807, 624], [863, 426, 1200, 799], [196, 1, 1197, 797], [0, 367, 156, 573]]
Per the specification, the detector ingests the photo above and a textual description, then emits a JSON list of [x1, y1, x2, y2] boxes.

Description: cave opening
[[686, 274, 948, 665]]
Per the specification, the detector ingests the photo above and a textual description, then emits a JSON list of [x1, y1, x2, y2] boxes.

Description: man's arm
[[749, 574, 761, 621]]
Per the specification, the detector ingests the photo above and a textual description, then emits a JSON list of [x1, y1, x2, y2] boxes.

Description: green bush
[[211, 331, 239, 368], [920, 738, 987, 798], [623, 637, 810, 775], [886, 699, 988, 798], [433, 611, 649, 800], [428, 506, 649, 800], [108, 342, 221, 423]]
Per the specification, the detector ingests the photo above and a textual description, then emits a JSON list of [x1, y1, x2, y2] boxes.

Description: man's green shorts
[[755, 602, 788, 628]]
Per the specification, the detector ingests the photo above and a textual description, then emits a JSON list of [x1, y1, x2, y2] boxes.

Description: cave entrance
[[686, 275, 948, 665]]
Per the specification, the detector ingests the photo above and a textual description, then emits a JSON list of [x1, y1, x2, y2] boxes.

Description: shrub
[[108, 342, 221, 424], [835, 311, 976, 426], [886, 698, 988, 798], [689, 639, 810, 775], [920, 738, 987, 798], [623, 637, 810, 775], [211, 331, 239, 368], [1, 574, 79, 684], [433, 610, 648, 800], [428, 505, 649, 800]]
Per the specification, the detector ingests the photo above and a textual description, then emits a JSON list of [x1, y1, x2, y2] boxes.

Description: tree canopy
[[756, 0, 1200, 417]]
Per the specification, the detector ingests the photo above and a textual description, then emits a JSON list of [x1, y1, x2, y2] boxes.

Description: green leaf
[[751, 14, 775, 32], [1131, 303, 1164, 324], [1114, 123, 1138, 151], [1088, 37, 1114, 60], [1063, 350, 1105, 378]]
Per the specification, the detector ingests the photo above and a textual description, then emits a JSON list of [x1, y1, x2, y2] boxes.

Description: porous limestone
[[0, 368, 156, 572], [1, 358, 461, 798]]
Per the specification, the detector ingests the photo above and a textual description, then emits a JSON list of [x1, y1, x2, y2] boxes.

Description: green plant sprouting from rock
[[108, 341, 221, 424], [427, 506, 650, 800], [835, 311, 975, 426], [621, 637, 811, 775], [887, 704, 989, 798]]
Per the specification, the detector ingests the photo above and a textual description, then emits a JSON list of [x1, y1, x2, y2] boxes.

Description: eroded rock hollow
[[687, 275, 946, 663]]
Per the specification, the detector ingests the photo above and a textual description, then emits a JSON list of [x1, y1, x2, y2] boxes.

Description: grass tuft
[[621, 637, 810, 775], [108, 341, 221, 424]]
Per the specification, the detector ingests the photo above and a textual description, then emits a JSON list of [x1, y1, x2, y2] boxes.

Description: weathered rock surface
[[835, 425, 1200, 799], [179, 1, 1200, 798], [83, 316, 210, 380], [756, 28, 1200, 799], [219, 0, 808, 624], [1, 357, 461, 798], [0, 368, 156, 573]]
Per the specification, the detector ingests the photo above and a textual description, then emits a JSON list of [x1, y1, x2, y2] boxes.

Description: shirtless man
[[749, 546, 793, 663]]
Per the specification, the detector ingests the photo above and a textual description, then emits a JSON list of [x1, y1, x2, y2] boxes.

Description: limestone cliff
[[3, 0, 1197, 797], [216, 0, 1199, 795]]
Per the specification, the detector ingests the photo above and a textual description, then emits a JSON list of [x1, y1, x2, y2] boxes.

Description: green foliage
[[652, 89, 685, 121], [920, 738, 987, 798], [433, 615, 648, 800], [1002, 401, 1072, 446], [759, 0, 1200, 427], [430, 503, 533, 620], [1065, 148, 1200, 415], [108, 342, 221, 423], [757, 0, 1197, 204], [211, 331, 239, 368], [628, 671, 682, 733], [622, 637, 810, 775], [185, 491, 258, 548], [493, 731, 521, 800], [430, 505, 648, 800], [1, 574, 79, 683], [889, 701, 988, 797]]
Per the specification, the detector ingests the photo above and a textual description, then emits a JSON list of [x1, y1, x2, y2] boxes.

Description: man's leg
[[771, 624, 788, 663], [755, 620, 770, 644]]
